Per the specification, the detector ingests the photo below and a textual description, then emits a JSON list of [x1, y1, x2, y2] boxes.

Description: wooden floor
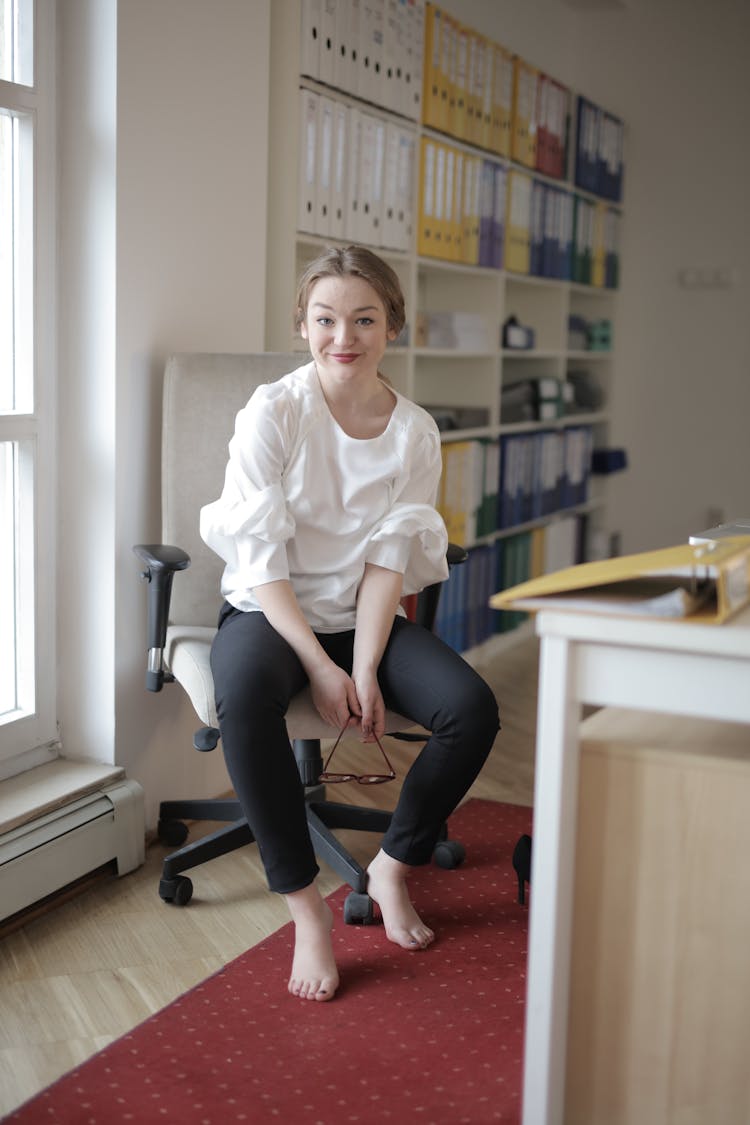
[[0, 633, 539, 1117]]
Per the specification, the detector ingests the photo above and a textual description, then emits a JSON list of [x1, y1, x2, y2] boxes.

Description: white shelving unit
[[265, 0, 621, 580]]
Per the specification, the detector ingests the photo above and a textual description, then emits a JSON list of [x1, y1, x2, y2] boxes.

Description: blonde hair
[[294, 245, 406, 336]]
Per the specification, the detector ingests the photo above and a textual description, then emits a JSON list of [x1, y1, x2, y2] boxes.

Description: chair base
[[156, 788, 394, 899], [156, 790, 459, 914], [156, 737, 463, 915]]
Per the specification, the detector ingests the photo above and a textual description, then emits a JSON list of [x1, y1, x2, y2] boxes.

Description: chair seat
[[165, 625, 414, 739]]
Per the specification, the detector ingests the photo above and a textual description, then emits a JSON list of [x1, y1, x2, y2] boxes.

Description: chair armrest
[[133, 544, 190, 691], [447, 542, 469, 567], [415, 541, 469, 631]]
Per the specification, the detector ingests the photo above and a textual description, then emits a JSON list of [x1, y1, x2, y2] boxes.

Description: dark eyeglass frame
[[319, 724, 396, 785]]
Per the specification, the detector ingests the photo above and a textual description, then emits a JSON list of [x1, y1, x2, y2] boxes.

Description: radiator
[[0, 779, 145, 921]]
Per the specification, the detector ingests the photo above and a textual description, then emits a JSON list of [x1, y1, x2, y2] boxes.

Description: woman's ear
[[299, 316, 308, 340]]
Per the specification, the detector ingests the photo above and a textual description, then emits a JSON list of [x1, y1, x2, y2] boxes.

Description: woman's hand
[[309, 661, 361, 731], [251, 580, 360, 730], [351, 669, 386, 742]]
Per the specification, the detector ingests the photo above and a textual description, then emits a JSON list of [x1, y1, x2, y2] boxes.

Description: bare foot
[[285, 885, 340, 1001], [366, 849, 435, 950]]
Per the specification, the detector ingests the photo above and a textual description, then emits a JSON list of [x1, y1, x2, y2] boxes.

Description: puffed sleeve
[[199, 382, 296, 595], [365, 421, 449, 595]]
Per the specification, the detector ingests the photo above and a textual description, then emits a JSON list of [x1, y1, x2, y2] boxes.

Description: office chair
[[135, 353, 467, 924]]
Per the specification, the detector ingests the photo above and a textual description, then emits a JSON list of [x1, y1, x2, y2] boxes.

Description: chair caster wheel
[[433, 840, 466, 869], [158, 819, 189, 847], [343, 891, 375, 925], [159, 875, 193, 906]]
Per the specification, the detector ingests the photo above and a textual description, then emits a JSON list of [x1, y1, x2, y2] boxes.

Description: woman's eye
[[357, 317, 374, 326], [316, 317, 334, 326]]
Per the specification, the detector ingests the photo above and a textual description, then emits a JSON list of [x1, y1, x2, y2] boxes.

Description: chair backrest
[[162, 352, 303, 627]]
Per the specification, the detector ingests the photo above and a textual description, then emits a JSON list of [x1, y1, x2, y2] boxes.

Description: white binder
[[370, 115, 386, 246], [315, 95, 335, 237], [382, 122, 401, 249], [319, 0, 337, 85], [333, 0, 350, 93], [397, 127, 417, 250], [345, 105, 362, 242], [300, 0, 322, 81], [297, 89, 319, 234], [330, 100, 348, 240]]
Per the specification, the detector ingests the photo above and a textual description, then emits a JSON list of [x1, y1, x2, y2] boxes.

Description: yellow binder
[[417, 136, 438, 257], [440, 8, 457, 137], [490, 538, 750, 625], [489, 42, 514, 158], [439, 440, 484, 546], [511, 55, 539, 169], [591, 200, 607, 288], [422, 3, 445, 132], [504, 169, 532, 274], [465, 29, 483, 148], [432, 140, 449, 258]]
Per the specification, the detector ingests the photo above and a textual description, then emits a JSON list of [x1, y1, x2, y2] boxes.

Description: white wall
[[58, 0, 271, 822], [445, 0, 750, 552], [58, 0, 117, 764], [58, 0, 750, 825]]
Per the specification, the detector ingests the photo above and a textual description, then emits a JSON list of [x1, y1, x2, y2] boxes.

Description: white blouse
[[200, 361, 449, 632]]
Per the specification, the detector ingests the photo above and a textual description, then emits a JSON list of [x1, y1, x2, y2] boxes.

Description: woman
[[200, 245, 500, 1002]]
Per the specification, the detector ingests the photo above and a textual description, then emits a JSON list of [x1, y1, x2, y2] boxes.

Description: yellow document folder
[[490, 538, 750, 624]]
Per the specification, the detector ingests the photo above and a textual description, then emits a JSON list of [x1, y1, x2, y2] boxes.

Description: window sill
[[0, 759, 125, 835]]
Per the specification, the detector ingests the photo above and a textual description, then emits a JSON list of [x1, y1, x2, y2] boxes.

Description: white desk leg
[[522, 633, 582, 1125]]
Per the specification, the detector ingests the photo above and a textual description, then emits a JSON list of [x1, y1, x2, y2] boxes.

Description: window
[[0, 0, 57, 774]]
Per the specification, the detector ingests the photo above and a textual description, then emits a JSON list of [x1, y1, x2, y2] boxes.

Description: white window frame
[[0, 0, 57, 776]]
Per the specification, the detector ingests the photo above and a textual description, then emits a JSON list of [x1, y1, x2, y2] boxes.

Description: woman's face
[[300, 275, 396, 385]]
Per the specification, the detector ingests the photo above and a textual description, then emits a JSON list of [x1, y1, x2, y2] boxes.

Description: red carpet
[[6, 799, 532, 1125]]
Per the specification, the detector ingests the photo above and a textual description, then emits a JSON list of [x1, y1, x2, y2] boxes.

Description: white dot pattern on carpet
[[8, 800, 532, 1125]]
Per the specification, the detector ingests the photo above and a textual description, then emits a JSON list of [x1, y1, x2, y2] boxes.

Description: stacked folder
[[438, 438, 501, 545], [500, 375, 565, 423], [574, 95, 624, 202], [504, 170, 532, 274], [417, 138, 506, 266], [300, 0, 426, 122], [510, 56, 539, 169], [421, 13, 572, 181], [497, 426, 593, 529], [488, 41, 515, 157], [421, 4, 533, 165], [433, 512, 586, 648], [298, 87, 416, 252], [434, 541, 503, 650], [503, 176, 576, 280], [434, 428, 592, 545], [535, 73, 569, 180], [571, 195, 620, 287], [491, 538, 750, 625], [299, 2, 624, 287]]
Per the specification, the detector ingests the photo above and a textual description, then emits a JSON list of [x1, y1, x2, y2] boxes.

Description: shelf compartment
[[417, 264, 501, 353], [414, 354, 499, 429], [504, 275, 567, 351]]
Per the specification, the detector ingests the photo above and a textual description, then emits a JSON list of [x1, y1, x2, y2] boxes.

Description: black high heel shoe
[[512, 834, 532, 905]]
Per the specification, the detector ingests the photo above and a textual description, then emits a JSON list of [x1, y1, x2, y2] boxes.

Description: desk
[[523, 604, 750, 1125]]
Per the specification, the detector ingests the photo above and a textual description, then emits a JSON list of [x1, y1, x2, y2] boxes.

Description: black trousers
[[210, 605, 500, 894]]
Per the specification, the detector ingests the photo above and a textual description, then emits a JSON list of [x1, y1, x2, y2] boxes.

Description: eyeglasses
[[319, 724, 396, 785]]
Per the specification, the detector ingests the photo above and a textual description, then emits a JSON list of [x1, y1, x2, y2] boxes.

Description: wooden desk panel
[[566, 710, 750, 1125]]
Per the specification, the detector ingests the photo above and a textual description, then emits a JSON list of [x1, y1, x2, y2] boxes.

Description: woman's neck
[[315, 368, 396, 440]]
